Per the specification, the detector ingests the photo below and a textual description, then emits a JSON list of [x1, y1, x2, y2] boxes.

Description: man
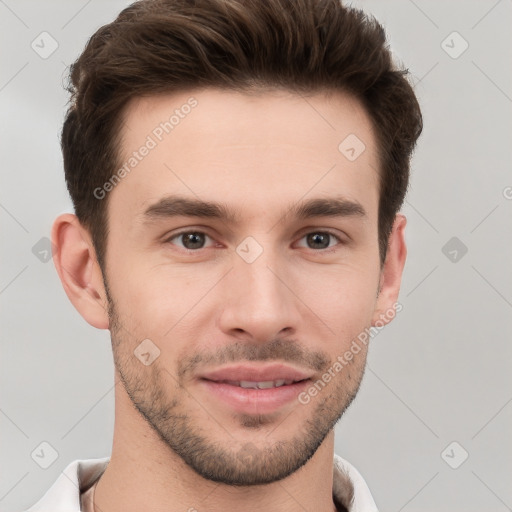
[[25, 0, 422, 510]]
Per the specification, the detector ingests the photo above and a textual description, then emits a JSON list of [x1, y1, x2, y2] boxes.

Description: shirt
[[24, 454, 378, 512]]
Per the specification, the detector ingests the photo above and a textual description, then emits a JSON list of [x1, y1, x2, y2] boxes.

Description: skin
[[52, 88, 407, 512]]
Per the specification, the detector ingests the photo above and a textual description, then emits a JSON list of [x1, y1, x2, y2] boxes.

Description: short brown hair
[[62, 0, 422, 270]]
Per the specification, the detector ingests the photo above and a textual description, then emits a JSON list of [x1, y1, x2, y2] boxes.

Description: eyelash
[[164, 229, 346, 255]]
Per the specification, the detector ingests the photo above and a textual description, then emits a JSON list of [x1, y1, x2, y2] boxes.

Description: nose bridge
[[243, 251, 285, 306], [218, 240, 300, 339]]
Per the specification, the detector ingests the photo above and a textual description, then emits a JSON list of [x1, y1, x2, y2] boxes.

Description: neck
[[94, 379, 338, 512]]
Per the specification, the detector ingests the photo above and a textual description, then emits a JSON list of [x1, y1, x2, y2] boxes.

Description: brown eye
[[306, 233, 331, 249], [297, 231, 342, 251], [168, 231, 213, 250]]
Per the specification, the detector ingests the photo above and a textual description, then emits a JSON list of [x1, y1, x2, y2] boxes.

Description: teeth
[[255, 381, 275, 389], [239, 381, 258, 389], [236, 380, 290, 389]]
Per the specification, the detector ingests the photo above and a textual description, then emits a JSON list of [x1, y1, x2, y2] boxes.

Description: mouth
[[215, 379, 306, 389], [197, 364, 313, 415], [199, 363, 312, 383]]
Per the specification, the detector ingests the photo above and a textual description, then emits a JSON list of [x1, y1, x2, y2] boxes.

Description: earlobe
[[371, 214, 407, 327], [51, 213, 110, 330]]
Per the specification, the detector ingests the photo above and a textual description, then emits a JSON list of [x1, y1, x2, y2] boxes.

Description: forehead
[[111, 87, 380, 225]]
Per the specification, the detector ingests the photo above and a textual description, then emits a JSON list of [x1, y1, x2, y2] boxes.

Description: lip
[[200, 363, 313, 383], [197, 363, 313, 415]]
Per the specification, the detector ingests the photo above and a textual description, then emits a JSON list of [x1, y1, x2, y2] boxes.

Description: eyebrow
[[142, 194, 367, 224]]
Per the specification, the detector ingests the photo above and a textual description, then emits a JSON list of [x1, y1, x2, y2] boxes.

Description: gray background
[[1, 1, 511, 511]]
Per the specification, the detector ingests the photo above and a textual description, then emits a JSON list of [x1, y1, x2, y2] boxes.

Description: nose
[[217, 248, 302, 343]]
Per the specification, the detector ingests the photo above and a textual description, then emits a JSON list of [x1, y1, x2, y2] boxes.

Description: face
[[103, 88, 383, 485]]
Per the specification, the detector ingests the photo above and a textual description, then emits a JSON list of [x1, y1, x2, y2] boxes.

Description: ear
[[371, 214, 407, 326], [51, 213, 110, 329]]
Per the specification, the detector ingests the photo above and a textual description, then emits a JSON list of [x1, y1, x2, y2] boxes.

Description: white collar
[[25, 454, 378, 511]]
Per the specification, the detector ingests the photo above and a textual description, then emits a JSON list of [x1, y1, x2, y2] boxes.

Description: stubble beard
[[106, 290, 367, 486]]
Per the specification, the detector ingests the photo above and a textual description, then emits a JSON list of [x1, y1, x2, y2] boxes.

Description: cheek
[[107, 257, 219, 341], [301, 265, 379, 347]]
